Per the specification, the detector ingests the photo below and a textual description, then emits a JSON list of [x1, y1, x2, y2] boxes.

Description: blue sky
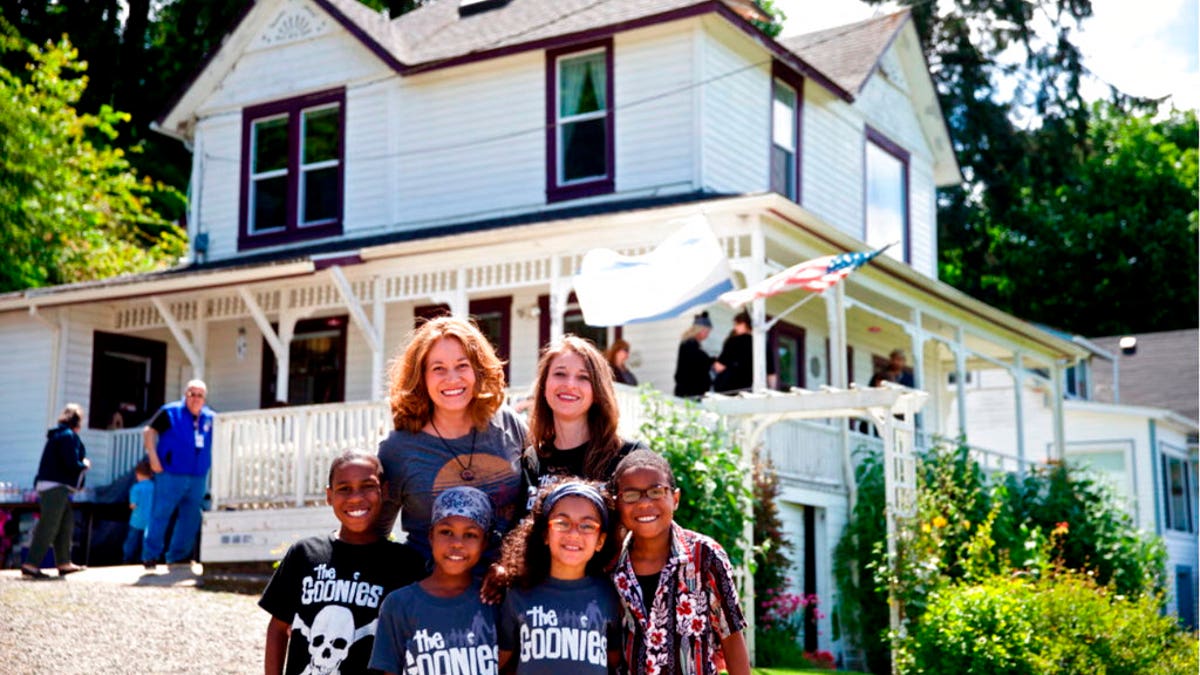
[[775, 0, 1199, 111]]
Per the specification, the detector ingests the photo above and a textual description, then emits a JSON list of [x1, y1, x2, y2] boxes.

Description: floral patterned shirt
[[611, 524, 746, 675]]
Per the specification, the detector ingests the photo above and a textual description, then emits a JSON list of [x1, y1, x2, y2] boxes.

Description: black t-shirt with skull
[[260, 533, 425, 675]]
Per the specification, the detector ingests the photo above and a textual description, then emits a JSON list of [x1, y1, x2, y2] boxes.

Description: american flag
[[718, 245, 890, 307]]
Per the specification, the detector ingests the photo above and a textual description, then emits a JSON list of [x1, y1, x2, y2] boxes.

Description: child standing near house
[[609, 448, 751, 675], [370, 486, 499, 675], [122, 460, 154, 563], [497, 480, 622, 674], [260, 449, 425, 675]]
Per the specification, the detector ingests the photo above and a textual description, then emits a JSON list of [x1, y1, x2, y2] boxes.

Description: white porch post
[[548, 274, 572, 345], [1051, 359, 1067, 461], [1012, 352, 1026, 472], [328, 266, 385, 400], [275, 313, 299, 405], [373, 276, 387, 400], [954, 327, 968, 439], [750, 218, 768, 392], [151, 296, 205, 380]]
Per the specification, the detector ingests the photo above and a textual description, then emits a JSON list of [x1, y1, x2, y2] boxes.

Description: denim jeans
[[142, 472, 207, 563]]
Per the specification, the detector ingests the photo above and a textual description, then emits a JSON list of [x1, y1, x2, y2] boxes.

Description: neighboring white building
[[6, 0, 1187, 657]]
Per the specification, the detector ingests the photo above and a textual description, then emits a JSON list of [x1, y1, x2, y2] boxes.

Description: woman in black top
[[522, 336, 645, 501]]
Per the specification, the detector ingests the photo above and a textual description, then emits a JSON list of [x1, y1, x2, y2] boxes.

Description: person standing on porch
[[712, 311, 777, 393], [673, 312, 715, 399], [141, 379, 214, 568], [377, 316, 526, 563], [22, 403, 89, 578], [604, 338, 638, 386]]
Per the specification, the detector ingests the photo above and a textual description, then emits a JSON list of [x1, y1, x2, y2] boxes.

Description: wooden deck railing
[[202, 390, 1029, 509]]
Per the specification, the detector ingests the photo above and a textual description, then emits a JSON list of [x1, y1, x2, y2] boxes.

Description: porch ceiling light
[[1119, 336, 1137, 355]]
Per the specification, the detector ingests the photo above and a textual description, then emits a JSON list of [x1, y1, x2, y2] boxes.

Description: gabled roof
[[389, 0, 764, 67], [780, 11, 910, 95]]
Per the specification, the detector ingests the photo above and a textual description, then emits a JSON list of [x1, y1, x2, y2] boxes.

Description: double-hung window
[[865, 127, 910, 263], [1163, 452, 1196, 533], [546, 39, 614, 202], [240, 89, 344, 250], [770, 62, 803, 202]]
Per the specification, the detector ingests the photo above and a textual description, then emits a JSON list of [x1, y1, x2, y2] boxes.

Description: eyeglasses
[[547, 517, 602, 535], [617, 485, 673, 504], [186, 391, 206, 399]]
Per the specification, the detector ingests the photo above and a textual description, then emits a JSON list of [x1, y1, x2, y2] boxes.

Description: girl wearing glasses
[[609, 449, 751, 675], [496, 480, 622, 674], [521, 336, 646, 509]]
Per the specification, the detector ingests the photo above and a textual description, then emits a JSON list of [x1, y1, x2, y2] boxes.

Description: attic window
[[459, 0, 510, 17]]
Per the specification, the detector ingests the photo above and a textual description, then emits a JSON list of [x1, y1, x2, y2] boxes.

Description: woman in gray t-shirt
[[377, 316, 526, 561]]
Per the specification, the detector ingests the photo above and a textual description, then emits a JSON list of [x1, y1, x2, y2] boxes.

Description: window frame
[[864, 126, 911, 263], [414, 297, 513, 382], [545, 39, 615, 203], [770, 61, 803, 203], [259, 315, 349, 407], [1162, 451, 1196, 534], [239, 88, 345, 251]]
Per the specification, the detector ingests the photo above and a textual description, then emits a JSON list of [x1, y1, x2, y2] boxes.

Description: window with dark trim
[[260, 315, 348, 407], [537, 293, 622, 353], [770, 320, 805, 390], [239, 88, 345, 250], [770, 62, 803, 203], [89, 332, 167, 430], [546, 39, 614, 203], [414, 298, 513, 381], [1162, 453, 1196, 533], [865, 127, 910, 263]]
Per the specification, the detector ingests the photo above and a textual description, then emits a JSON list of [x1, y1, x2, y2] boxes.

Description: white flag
[[573, 216, 733, 326]]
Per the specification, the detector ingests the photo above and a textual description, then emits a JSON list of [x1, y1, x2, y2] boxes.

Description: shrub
[[835, 440, 1168, 674], [900, 571, 1199, 675], [637, 389, 752, 567]]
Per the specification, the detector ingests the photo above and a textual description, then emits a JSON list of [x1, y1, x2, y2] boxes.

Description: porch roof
[[0, 193, 1086, 363]]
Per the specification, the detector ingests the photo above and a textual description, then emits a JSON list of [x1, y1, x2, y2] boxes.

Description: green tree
[[0, 24, 185, 291], [876, 0, 1197, 334]]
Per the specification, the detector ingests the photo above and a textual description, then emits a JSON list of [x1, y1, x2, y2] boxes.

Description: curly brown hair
[[527, 335, 623, 479], [498, 478, 620, 589], [388, 316, 507, 433]]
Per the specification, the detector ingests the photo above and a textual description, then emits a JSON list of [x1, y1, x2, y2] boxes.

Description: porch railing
[[76, 427, 145, 488], [210, 401, 392, 509]]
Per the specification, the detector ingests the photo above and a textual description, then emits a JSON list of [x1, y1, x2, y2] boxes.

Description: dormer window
[[239, 88, 344, 250], [546, 39, 614, 202]]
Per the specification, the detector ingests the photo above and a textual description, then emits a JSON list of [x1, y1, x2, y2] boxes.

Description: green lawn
[[753, 662, 868, 667]]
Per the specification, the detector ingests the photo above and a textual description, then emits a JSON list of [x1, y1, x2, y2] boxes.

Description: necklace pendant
[[460, 469, 475, 482]]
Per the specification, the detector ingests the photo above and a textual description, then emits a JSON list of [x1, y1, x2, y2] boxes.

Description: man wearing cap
[[674, 312, 715, 398], [141, 379, 215, 567]]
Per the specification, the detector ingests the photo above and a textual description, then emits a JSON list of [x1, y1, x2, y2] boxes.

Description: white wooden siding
[[389, 54, 545, 228], [343, 80, 395, 234], [0, 313, 55, 489], [201, 10, 388, 115], [194, 114, 242, 261], [800, 85, 864, 236], [698, 19, 770, 194], [614, 24, 697, 196]]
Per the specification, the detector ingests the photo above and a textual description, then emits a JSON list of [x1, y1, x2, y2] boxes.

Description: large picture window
[[546, 40, 614, 202], [240, 89, 344, 250], [865, 128, 909, 263], [770, 62, 803, 202]]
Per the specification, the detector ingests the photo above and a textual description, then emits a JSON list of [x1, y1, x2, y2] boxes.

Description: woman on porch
[[376, 317, 527, 563]]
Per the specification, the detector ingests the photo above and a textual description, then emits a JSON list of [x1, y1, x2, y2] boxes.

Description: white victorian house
[[1, 0, 1193, 657]]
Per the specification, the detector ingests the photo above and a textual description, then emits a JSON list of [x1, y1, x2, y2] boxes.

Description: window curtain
[[559, 53, 605, 118]]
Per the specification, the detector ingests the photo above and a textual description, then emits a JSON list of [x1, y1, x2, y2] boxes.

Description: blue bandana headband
[[432, 486, 494, 533], [541, 482, 609, 529]]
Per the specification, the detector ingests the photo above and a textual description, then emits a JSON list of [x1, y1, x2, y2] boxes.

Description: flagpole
[[763, 291, 822, 331]]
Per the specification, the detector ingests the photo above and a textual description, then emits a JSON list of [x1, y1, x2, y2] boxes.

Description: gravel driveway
[[1, 566, 265, 674]]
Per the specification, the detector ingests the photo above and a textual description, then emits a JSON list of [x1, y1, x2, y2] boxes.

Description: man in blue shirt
[[142, 379, 214, 568]]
